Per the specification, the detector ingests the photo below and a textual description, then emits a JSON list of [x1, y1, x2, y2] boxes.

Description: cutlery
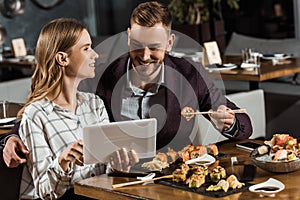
[[186, 108, 247, 115], [112, 175, 173, 189], [137, 173, 156, 181], [181, 106, 246, 121], [185, 154, 215, 165]]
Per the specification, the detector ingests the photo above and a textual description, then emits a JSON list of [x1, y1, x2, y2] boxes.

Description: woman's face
[[65, 29, 99, 80]]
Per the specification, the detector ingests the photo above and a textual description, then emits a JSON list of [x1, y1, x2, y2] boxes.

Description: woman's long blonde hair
[[17, 18, 86, 119]]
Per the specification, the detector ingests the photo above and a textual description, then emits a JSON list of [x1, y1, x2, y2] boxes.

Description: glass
[[242, 48, 261, 67]]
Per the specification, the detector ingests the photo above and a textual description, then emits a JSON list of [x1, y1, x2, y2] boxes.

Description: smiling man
[[128, 25, 173, 89], [96, 1, 253, 152]]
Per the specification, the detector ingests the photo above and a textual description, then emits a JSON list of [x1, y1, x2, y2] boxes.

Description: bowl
[[250, 148, 300, 173]]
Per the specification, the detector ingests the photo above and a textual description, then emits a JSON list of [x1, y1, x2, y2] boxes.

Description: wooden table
[[208, 56, 300, 90], [0, 128, 11, 135], [74, 139, 300, 199], [0, 58, 35, 69]]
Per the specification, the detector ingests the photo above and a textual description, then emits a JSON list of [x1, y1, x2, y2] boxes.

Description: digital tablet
[[83, 118, 157, 164]]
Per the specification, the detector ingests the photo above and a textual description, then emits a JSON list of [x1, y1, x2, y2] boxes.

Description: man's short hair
[[130, 1, 172, 29]]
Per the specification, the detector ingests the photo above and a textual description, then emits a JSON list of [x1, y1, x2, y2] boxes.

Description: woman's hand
[[58, 140, 84, 172], [208, 105, 235, 131]]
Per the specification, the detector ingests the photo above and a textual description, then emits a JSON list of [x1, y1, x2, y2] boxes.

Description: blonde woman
[[17, 18, 119, 199]]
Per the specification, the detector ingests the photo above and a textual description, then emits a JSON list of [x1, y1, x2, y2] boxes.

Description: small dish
[[240, 63, 259, 69], [0, 117, 16, 124], [169, 51, 186, 58], [0, 117, 16, 129], [261, 54, 291, 60], [0, 124, 14, 129], [205, 63, 237, 71], [249, 178, 285, 197], [223, 63, 237, 68], [185, 154, 216, 166]]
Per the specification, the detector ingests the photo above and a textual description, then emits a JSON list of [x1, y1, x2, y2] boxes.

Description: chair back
[[191, 89, 266, 145]]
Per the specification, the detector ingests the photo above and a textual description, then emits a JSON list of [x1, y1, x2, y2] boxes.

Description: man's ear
[[55, 51, 69, 67], [127, 27, 131, 46], [166, 33, 175, 52]]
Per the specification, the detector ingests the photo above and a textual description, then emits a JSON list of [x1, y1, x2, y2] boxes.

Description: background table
[[208, 56, 300, 90]]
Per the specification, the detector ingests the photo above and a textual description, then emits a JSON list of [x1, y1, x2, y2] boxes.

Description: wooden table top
[[0, 128, 11, 135], [207, 56, 300, 82], [0, 58, 35, 69], [74, 139, 300, 200]]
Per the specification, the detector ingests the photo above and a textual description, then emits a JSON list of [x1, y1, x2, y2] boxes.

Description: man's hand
[[208, 105, 235, 131], [109, 148, 139, 172], [58, 140, 84, 172], [3, 135, 29, 168]]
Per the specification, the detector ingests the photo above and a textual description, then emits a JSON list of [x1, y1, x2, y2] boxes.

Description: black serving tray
[[158, 180, 251, 198]]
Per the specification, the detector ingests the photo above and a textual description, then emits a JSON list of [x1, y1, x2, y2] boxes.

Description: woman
[[18, 18, 109, 199]]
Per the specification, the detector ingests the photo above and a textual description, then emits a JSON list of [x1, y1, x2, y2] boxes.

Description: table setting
[[75, 134, 300, 199], [74, 106, 300, 199], [74, 108, 300, 199], [108, 133, 292, 198]]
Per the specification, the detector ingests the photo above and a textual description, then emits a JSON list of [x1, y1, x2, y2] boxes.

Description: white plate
[[185, 154, 216, 166], [0, 124, 14, 129], [262, 54, 291, 60], [205, 63, 237, 71], [240, 63, 259, 69], [0, 117, 16, 124], [169, 51, 186, 58], [249, 178, 285, 197]]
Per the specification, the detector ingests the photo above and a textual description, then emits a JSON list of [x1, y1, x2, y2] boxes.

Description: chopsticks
[[189, 108, 247, 115], [181, 107, 247, 121], [112, 175, 173, 189]]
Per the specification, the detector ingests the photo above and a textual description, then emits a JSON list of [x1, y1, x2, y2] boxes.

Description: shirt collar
[[42, 91, 85, 115]]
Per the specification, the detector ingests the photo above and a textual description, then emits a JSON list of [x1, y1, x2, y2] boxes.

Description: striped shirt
[[19, 91, 109, 199]]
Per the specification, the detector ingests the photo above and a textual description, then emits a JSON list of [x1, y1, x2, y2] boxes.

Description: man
[[96, 1, 252, 151], [2, 1, 252, 170]]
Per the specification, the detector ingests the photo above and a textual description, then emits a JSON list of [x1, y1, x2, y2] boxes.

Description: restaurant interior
[[1, 0, 300, 199], [1, 0, 299, 138]]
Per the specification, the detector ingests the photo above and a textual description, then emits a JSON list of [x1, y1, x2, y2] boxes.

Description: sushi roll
[[155, 152, 168, 162], [178, 149, 190, 162], [210, 166, 226, 182], [206, 144, 219, 156], [172, 169, 187, 182], [180, 163, 190, 174], [188, 174, 205, 188], [192, 165, 208, 176], [167, 148, 178, 162]]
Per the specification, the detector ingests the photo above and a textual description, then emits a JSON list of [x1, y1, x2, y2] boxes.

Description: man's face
[[128, 23, 174, 80]]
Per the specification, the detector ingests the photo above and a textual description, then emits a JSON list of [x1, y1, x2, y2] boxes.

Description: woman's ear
[[55, 51, 69, 67]]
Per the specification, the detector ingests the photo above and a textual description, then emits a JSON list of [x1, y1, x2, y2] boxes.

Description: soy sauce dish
[[249, 178, 284, 197]]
